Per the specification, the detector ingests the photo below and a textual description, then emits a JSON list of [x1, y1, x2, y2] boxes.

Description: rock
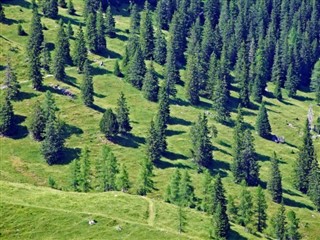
[[88, 220, 96, 225], [115, 225, 122, 231]]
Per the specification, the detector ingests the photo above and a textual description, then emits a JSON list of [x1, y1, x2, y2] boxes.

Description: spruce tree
[[311, 60, 320, 104], [139, 1, 154, 60], [42, 90, 58, 122], [115, 92, 132, 134], [80, 146, 91, 192], [43, 0, 58, 19], [227, 195, 238, 222], [96, 145, 109, 191], [204, 0, 220, 27], [81, 60, 94, 107], [41, 42, 51, 73], [0, 2, 5, 22], [286, 210, 301, 240], [3, 62, 20, 100], [238, 184, 254, 230], [73, 26, 87, 72], [29, 100, 46, 141], [270, 202, 286, 240], [179, 171, 195, 207], [105, 6, 116, 38], [117, 164, 130, 192], [96, 5, 106, 53], [294, 119, 316, 193], [164, 42, 179, 97], [129, 4, 140, 34], [0, 94, 15, 136], [185, 55, 200, 105], [41, 115, 64, 165], [308, 159, 320, 211], [154, 26, 167, 65], [53, 22, 67, 81], [274, 77, 283, 101], [66, 21, 74, 38], [212, 77, 230, 123], [146, 120, 161, 163], [113, 60, 122, 77], [100, 108, 119, 139], [178, 205, 187, 234], [190, 113, 212, 169], [71, 158, 81, 191], [165, 169, 181, 204], [255, 102, 272, 138], [67, 0, 75, 15], [142, 62, 159, 102], [126, 45, 146, 89], [105, 150, 118, 191], [158, 86, 170, 126], [268, 152, 283, 203], [201, 170, 212, 212], [284, 63, 299, 98], [155, 0, 171, 30], [86, 13, 97, 53], [254, 186, 267, 232], [154, 112, 167, 153], [136, 158, 153, 195]]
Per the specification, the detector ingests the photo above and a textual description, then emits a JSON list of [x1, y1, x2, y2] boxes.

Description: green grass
[[1, 0, 320, 239]]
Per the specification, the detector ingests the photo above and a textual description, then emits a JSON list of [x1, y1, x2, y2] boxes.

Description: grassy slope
[[0, 0, 320, 239]]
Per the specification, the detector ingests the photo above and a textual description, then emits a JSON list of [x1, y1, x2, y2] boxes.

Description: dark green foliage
[[204, 0, 220, 27], [142, 62, 159, 102], [238, 184, 254, 230], [71, 158, 81, 191], [154, 112, 167, 154], [115, 92, 132, 134], [154, 27, 167, 65], [105, 150, 118, 191], [227, 195, 238, 222], [43, 0, 58, 19], [136, 158, 153, 195], [100, 108, 119, 139], [17, 23, 26, 36], [294, 119, 316, 194], [311, 60, 320, 104], [155, 0, 171, 30], [286, 210, 301, 240], [80, 147, 91, 192], [236, 43, 250, 108], [165, 169, 181, 204], [86, 13, 97, 52], [0, 2, 5, 22], [42, 90, 58, 122], [178, 205, 187, 234], [268, 152, 283, 203], [129, 4, 140, 34], [201, 170, 212, 212], [81, 60, 94, 107], [105, 6, 116, 38], [41, 116, 64, 165], [58, 0, 66, 8], [185, 55, 200, 105], [146, 120, 161, 163], [66, 21, 74, 38], [285, 64, 299, 98], [67, 0, 75, 15], [139, 1, 154, 60], [113, 60, 122, 77], [158, 86, 170, 126], [164, 42, 179, 97], [117, 164, 130, 192], [308, 160, 320, 211], [96, 6, 106, 53], [314, 117, 320, 134], [73, 26, 87, 72], [212, 77, 230, 123], [190, 114, 212, 169], [270, 203, 286, 240], [126, 45, 146, 89], [3, 62, 20, 100], [41, 43, 51, 73], [96, 145, 109, 191], [179, 171, 195, 207], [254, 186, 267, 232], [274, 77, 283, 101], [29, 101, 46, 141], [255, 102, 272, 138], [0, 95, 15, 136]]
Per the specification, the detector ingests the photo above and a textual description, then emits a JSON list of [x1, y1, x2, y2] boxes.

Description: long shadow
[[213, 159, 231, 171], [294, 95, 313, 101], [256, 152, 270, 162], [2, 0, 31, 8], [65, 75, 79, 89], [169, 116, 192, 126], [228, 95, 241, 113], [195, 100, 212, 110], [125, 132, 145, 144], [91, 104, 105, 113], [280, 99, 295, 106], [163, 151, 188, 160], [62, 123, 83, 139], [155, 159, 191, 169], [170, 98, 190, 107], [264, 101, 277, 107], [59, 15, 82, 26], [113, 133, 145, 148], [228, 228, 247, 240], [264, 91, 274, 99], [57, 147, 81, 165], [218, 140, 231, 148], [94, 92, 107, 98], [91, 65, 111, 76], [46, 42, 55, 51], [11, 125, 29, 140], [2, 18, 19, 25], [283, 197, 314, 211], [166, 129, 185, 137], [284, 141, 297, 149], [283, 188, 302, 197], [242, 109, 256, 117], [214, 146, 232, 156], [116, 33, 128, 42], [98, 48, 122, 59], [258, 180, 267, 189], [17, 91, 39, 101]]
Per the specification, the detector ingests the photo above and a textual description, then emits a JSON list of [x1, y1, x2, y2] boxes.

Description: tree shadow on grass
[[113, 133, 145, 148], [169, 116, 192, 126], [228, 228, 248, 240], [2, 18, 19, 25], [2, 0, 31, 9], [195, 100, 212, 111], [294, 95, 313, 102], [163, 151, 188, 160], [91, 104, 105, 113], [11, 125, 29, 140], [280, 99, 295, 106], [59, 15, 82, 26], [170, 98, 190, 107], [155, 159, 191, 169], [283, 197, 314, 211], [93, 92, 107, 98], [17, 91, 39, 101], [57, 147, 81, 165], [62, 123, 83, 139], [90, 64, 111, 76], [166, 129, 185, 137], [283, 188, 302, 197], [98, 48, 122, 59], [116, 33, 128, 42], [217, 140, 231, 148]]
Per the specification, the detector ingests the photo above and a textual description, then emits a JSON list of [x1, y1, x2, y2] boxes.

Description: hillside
[[1, 0, 320, 239]]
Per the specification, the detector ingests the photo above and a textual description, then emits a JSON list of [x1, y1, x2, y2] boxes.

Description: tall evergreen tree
[[96, 5, 106, 53], [43, 0, 58, 19], [155, 0, 170, 30], [96, 145, 109, 191], [154, 26, 167, 65], [284, 63, 299, 98], [129, 4, 140, 34], [268, 152, 283, 203], [204, 0, 220, 27], [105, 150, 118, 191], [190, 113, 212, 169], [105, 6, 116, 38], [71, 158, 81, 191], [53, 22, 67, 81], [185, 55, 200, 105], [142, 62, 159, 102], [113, 60, 122, 77], [73, 26, 87, 72], [212, 77, 230, 122], [117, 164, 130, 192], [42, 90, 58, 122], [86, 13, 97, 52], [3, 62, 20, 100], [140, 1, 154, 60], [136, 158, 153, 195], [164, 41, 179, 97], [80, 147, 91, 192], [179, 171, 195, 207], [310, 60, 320, 104], [255, 102, 272, 138], [81, 60, 94, 107], [115, 92, 132, 134], [146, 120, 161, 163], [274, 77, 283, 101], [238, 184, 254, 230], [165, 169, 181, 204], [29, 100, 46, 141], [126, 45, 146, 89], [254, 186, 267, 232], [158, 86, 170, 126], [0, 94, 15, 136], [201, 170, 212, 212], [286, 210, 301, 240], [270, 202, 286, 240], [100, 108, 119, 139], [308, 158, 320, 211], [41, 42, 51, 73]]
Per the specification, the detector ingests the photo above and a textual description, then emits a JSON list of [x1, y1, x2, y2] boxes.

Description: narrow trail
[[143, 196, 155, 226]]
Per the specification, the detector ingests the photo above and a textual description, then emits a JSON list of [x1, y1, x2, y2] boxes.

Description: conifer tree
[[204, 0, 220, 27], [294, 119, 316, 193], [227, 195, 238, 222], [286, 210, 301, 240], [154, 112, 167, 153], [100, 108, 119, 139], [178, 205, 187, 234], [29, 100, 46, 141], [3, 62, 20, 100], [129, 4, 140, 34], [81, 60, 94, 107], [117, 164, 130, 192], [140, 1, 154, 60], [53, 22, 67, 81], [268, 152, 283, 203], [271, 43, 283, 85], [113, 60, 122, 77], [238, 184, 254, 230], [71, 158, 81, 191], [0, 2, 5, 22], [146, 120, 161, 163], [41, 43, 51, 73], [311, 60, 320, 104], [86, 13, 97, 52], [254, 186, 267, 232], [185, 56, 200, 105], [73, 26, 87, 72], [142, 62, 159, 102], [206, 53, 218, 98], [164, 42, 179, 97], [158, 86, 170, 126], [96, 5, 106, 53], [96, 145, 109, 191], [58, 0, 66, 8], [29, 51, 43, 90], [212, 77, 230, 123], [42, 90, 58, 122], [285, 63, 299, 98], [116, 92, 132, 134], [105, 150, 118, 191], [179, 171, 195, 207], [155, 0, 172, 30], [0, 94, 15, 136], [105, 6, 116, 38], [270, 202, 286, 240], [201, 170, 212, 212], [165, 169, 181, 204], [43, 0, 58, 19], [41, 115, 64, 165], [67, 0, 75, 15], [255, 102, 272, 138], [137, 158, 153, 195], [190, 113, 212, 169], [201, 18, 214, 67], [126, 45, 146, 89], [80, 147, 91, 192], [308, 159, 320, 211], [274, 77, 283, 101], [154, 26, 167, 65], [66, 21, 74, 38]]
